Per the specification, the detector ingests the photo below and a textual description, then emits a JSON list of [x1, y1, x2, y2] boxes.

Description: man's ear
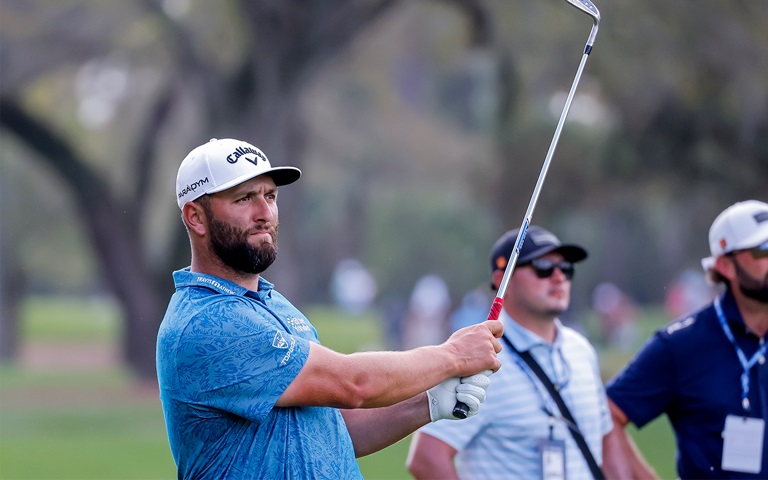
[[182, 202, 207, 237], [714, 255, 736, 282]]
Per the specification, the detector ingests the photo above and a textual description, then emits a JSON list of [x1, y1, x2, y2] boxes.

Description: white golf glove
[[426, 370, 492, 422]]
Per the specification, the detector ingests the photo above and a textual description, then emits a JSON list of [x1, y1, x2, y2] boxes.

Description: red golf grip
[[452, 297, 504, 418], [486, 297, 504, 321]]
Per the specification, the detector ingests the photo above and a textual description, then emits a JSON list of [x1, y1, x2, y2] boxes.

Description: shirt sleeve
[[606, 332, 677, 428], [174, 297, 311, 421]]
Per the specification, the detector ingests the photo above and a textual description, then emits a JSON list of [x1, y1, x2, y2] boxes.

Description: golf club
[[453, 0, 600, 419]]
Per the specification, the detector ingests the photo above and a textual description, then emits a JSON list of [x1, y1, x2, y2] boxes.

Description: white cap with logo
[[175, 138, 302, 209], [701, 200, 768, 271]]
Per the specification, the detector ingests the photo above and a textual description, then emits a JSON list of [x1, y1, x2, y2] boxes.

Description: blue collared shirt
[[419, 310, 612, 479], [156, 268, 361, 479], [607, 288, 768, 479]]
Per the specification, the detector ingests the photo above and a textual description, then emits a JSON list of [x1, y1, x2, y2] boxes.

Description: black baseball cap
[[489, 225, 588, 274]]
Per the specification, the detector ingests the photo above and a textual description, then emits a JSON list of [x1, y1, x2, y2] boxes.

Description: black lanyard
[[501, 335, 606, 480]]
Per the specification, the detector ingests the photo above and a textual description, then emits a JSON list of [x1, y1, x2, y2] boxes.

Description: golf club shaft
[[493, 39, 594, 307], [452, 22, 599, 420]]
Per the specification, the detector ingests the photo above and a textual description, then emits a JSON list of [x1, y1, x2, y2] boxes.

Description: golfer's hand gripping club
[[451, 298, 506, 419], [428, 372, 492, 421], [452, 225, 526, 419]]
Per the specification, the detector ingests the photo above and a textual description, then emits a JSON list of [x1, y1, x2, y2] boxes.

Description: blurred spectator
[[591, 282, 638, 352], [408, 225, 610, 480], [379, 295, 407, 350], [664, 268, 718, 319], [401, 274, 451, 348], [449, 286, 492, 333], [330, 258, 378, 315]]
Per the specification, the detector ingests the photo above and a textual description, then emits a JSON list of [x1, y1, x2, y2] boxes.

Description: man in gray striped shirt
[[407, 226, 613, 480]]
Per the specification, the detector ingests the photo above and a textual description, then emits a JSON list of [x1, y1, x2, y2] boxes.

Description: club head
[[564, 0, 600, 24]]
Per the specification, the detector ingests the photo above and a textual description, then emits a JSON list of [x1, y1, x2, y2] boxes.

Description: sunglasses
[[526, 259, 575, 280], [726, 246, 768, 260], [744, 247, 768, 259]]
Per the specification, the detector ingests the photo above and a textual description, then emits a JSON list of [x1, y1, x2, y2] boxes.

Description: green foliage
[[367, 189, 496, 300]]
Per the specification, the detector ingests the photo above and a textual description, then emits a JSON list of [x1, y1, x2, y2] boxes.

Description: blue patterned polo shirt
[[157, 268, 361, 479]]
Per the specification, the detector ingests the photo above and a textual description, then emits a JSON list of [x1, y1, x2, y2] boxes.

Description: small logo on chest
[[287, 317, 311, 332]]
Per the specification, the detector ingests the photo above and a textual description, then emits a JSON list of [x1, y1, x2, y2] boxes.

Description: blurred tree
[[0, 0, 405, 379], [0, 0, 497, 378], [1, 0, 767, 378]]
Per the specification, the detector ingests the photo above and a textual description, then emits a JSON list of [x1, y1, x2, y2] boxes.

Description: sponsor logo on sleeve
[[280, 337, 297, 366], [666, 316, 695, 335], [272, 331, 297, 365], [272, 331, 289, 349]]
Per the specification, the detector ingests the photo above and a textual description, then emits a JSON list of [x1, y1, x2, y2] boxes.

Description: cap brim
[[266, 167, 302, 187], [208, 166, 302, 194], [703, 237, 768, 272], [733, 231, 768, 252], [519, 244, 588, 264]]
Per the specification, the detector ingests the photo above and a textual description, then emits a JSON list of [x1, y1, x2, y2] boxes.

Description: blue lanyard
[[505, 334, 572, 428], [510, 348, 558, 418], [714, 296, 768, 413]]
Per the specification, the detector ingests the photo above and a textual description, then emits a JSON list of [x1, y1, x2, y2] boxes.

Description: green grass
[[304, 305, 386, 353], [20, 296, 121, 341], [0, 296, 678, 479], [0, 405, 176, 479], [628, 417, 677, 479]]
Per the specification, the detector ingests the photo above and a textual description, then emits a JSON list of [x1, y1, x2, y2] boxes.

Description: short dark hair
[[704, 267, 727, 286]]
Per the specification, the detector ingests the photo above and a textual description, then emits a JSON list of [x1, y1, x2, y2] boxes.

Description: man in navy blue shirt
[[603, 200, 768, 479]]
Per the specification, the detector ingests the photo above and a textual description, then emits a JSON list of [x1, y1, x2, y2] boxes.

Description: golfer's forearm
[[341, 345, 456, 408], [342, 394, 430, 457], [278, 343, 454, 408]]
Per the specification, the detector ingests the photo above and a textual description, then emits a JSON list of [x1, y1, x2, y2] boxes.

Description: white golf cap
[[175, 138, 301, 209], [701, 200, 768, 271]]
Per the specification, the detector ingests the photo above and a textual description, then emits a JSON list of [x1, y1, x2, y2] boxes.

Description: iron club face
[[565, 0, 600, 50], [565, 0, 600, 24]]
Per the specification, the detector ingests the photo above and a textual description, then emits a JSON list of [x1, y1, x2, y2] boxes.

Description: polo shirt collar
[[500, 308, 564, 352], [172, 267, 274, 300]]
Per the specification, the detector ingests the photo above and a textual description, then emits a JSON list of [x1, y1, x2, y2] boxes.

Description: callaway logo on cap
[[701, 200, 768, 270], [175, 138, 302, 209]]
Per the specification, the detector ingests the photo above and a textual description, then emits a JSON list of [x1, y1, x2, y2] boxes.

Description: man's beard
[[733, 258, 768, 303], [209, 217, 278, 275]]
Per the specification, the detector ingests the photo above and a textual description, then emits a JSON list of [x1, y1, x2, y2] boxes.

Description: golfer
[[156, 138, 503, 479]]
